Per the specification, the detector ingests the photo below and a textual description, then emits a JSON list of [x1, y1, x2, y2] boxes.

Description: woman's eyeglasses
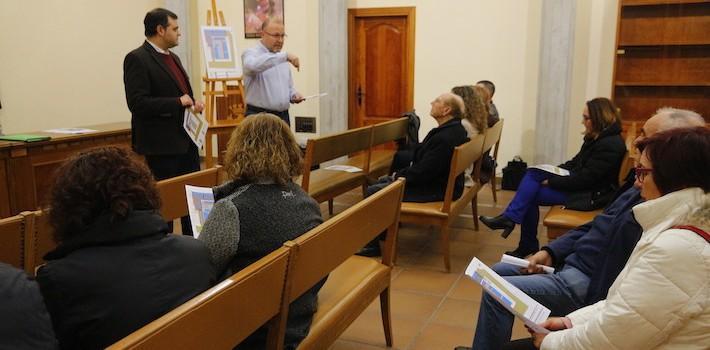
[[634, 166, 653, 182]]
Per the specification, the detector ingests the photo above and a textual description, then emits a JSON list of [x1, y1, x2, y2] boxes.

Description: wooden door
[[348, 7, 415, 129]]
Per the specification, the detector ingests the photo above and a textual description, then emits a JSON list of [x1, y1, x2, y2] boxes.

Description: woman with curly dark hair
[[199, 113, 323, 350], [36, 147, 215, 350]]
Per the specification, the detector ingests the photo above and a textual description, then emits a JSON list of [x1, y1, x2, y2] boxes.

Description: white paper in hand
[[465, 258, 551, 334], [185, 185, 215, 238], [501, 254, 555, 274], [183, 108, 208, 148], [529, 164, 570, 176]]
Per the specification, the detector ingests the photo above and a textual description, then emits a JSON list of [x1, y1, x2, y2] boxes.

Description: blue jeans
[[503, 169, 567, 251], [471, 263, 590, 350]]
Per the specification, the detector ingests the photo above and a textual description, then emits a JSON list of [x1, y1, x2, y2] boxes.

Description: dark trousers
[[246, 104, 290, 126], [144, 146, 200, 236]]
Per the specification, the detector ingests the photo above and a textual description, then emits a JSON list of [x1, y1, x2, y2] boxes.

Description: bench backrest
[[619, 122, 638, 185], [371, 117, 408, 146], [286, 178, 404, 302], [442, 135, 486, 212], [301, 126, 373, 191], [156, 167, 221, 222], [107, 246, 291, 350], [0, 213, 29, 272], [483, 120, 504, 154]]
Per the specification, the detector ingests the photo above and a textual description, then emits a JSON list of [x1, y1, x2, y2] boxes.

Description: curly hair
[[47, 147, 161, 243], [224, 113, 303, 185], [452, 85, 488, 133], [586, 97, 621, 137]]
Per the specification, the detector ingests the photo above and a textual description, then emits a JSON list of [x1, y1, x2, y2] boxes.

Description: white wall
[[0, 1, 162, 134], [0, 1, 620, 167]]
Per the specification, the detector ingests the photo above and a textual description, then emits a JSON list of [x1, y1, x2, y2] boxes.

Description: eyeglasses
[[263, 31, 287, 39], [634, 166, 653, 182]]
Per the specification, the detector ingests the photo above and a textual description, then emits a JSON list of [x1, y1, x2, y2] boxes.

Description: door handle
[[356, 86, 365, 107]]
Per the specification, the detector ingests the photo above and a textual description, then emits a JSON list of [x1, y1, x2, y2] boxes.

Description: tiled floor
[[323, 184, 550, 350]]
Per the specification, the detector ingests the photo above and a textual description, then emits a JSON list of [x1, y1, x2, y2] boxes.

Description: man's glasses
[[634, 166, 653, 182], [263, 31, 287, 39]]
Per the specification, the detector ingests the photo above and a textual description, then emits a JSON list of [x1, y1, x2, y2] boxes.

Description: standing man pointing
[[242, 17, 303, 126], [123, 8, 203, 236]]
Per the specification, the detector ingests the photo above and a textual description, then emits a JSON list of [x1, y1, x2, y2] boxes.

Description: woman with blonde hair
[[452, 85, 489, 186], [199, 113, 323, 350]]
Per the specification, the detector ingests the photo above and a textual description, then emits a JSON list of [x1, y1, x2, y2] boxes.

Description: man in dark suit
[[123, 8, 203, 236]]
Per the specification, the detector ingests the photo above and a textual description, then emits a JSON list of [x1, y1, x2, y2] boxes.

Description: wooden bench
[[299, 126, 373, 215], [0, 213, 33, 274], [274, 179, 405, 349], [348, 117, 409, 180], [399, 135, 486, 272], [108, 246, 291, 350], [471, 120, 504, 230], [488, 119, 503, 203], [156, 167, 222, 222], [543, 122, 638, 240]]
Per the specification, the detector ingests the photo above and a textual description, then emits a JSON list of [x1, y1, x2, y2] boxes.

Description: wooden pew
[[25, 209, 54, 274], [398, 135, 486, 272], [108, 246, 291, 350], [273, 179, 405, 349], [299, 126, 373, 215], [471, 120, 504, 231], [156, 167, 221, 222], [348, 117, 409, 180], [0, 213, 33, 274], [543, 122, 638, 241]]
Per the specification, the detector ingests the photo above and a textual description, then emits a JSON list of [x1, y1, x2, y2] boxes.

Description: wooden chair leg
[[491, 176, 498, 203], [472, 194, 479, 231], [328, 199, 334, 216], [379, 287, 393, 347], [440, 225, 451, 272], [361, 183, 368, 198]]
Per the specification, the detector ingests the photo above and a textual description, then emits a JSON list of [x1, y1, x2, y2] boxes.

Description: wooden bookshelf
[[612, 1, 710, 123]]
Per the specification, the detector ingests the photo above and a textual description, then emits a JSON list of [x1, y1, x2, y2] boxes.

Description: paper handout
[[183, 108, 208, 149], [529, 164, 570, 176], [324, 165, 363, 173], [303, 92, 328, 100], [465, 258, 551, 334], [44, 128, 98, 134], [185, 185, 215, 238], [500, 254, 555, 274]]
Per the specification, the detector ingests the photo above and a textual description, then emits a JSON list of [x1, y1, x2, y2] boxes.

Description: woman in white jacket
[[529, 126, 710, 350]]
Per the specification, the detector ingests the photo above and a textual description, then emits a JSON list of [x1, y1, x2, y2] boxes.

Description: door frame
[[347, 7, 416, 129]]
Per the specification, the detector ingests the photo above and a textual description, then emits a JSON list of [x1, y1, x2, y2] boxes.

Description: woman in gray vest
[[199, 113, 324, 350]]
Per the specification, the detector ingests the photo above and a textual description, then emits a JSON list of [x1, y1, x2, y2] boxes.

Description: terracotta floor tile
[[329, 339, 388, 350], [448, 276, 484, 302], [339, 312, 423, 349], [410, 323, 475, 350], [361, 290, 444, 321], [431, 297, 480, 327], [392, 268, 460, 296]]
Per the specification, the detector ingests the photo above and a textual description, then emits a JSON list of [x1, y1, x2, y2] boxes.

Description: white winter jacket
[[541, 187, 710, 350]]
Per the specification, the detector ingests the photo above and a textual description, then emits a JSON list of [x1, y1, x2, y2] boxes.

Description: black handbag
[[501, 156, 527, 190], [564, 185, 617, 211]]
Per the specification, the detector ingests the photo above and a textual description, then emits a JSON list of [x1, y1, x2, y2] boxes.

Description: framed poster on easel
[[200, 26, 241, 79]]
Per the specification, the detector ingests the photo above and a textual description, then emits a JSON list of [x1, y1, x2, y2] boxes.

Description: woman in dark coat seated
[[481, 97, 626, 258], [36, 147, 215, 350], [198, 113, 324, 350]]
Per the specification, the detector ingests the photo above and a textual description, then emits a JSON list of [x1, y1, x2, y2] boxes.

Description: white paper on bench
[[324, 165, 363, 173], [529, 164, 570, 176], [185, 185, 214, 239], [465, 258, 551, 334], [501, 254, 555, 274]]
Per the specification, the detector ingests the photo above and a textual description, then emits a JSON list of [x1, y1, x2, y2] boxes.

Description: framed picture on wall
[[244, 0, 284, 38]]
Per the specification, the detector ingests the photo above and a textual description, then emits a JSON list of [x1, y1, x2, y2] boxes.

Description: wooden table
[[0, 122, 131, 217]]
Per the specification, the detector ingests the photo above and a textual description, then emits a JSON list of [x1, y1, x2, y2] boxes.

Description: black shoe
[[505, 246, 538, 259], [356, 240, 381, 257], [479, 214, 516, 238]]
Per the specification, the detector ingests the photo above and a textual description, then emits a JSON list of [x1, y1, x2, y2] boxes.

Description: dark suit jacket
[[397, 118, 469, 202], [123, 41, 194, 155]]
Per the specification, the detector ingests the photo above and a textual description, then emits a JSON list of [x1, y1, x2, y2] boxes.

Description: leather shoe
[[505, 246, 538, 259], [479, 214, 516, 238], [356, 240, 381, 257]]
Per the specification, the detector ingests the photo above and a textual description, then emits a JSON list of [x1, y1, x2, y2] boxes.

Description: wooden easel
[[202, 0, 246, 168]]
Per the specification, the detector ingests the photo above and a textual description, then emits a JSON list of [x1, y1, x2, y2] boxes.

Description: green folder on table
[[0, 134, 51, 142]]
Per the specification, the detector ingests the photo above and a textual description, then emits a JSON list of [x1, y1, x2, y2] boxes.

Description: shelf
[[615, 82, 710, 86], [622, 0, 710, 6], [619, 3, 710, 46]]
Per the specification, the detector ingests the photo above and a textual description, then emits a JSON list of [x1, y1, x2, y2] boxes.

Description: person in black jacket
[[480, 97, 626, 258], [0, 263, 57, 350], [123, 8, 204, 236], [36, 147, 215, 350]]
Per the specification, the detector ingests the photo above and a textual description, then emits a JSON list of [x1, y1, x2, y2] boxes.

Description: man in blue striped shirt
[[242, 17, 304, 125]]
